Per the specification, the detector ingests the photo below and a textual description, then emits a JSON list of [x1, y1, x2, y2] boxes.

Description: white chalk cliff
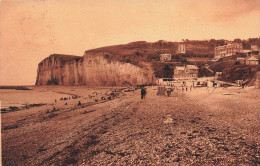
[[36, 52, 156, 86]]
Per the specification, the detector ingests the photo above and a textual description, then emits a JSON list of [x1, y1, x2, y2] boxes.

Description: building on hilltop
[[177, 44, 186, 54], [160, 53, 172, 62], [214, 42, 242, 60], [174, 65, 199, 80]]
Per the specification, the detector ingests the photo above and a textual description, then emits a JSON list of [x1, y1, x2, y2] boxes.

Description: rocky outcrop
[[36, 52, 156, 86]]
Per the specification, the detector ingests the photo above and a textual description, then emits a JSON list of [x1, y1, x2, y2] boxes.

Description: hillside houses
[[214, 43, 260, 66], [220, 55, 259, 65]]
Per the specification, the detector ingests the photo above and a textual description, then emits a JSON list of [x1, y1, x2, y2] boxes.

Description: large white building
[[214, 42, 242, 59]]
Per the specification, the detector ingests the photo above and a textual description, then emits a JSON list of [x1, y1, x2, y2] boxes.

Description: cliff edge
[[36, 52, 156, 86]]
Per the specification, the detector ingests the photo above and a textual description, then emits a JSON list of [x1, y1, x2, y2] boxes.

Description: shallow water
[[0, 89, 71, 109]]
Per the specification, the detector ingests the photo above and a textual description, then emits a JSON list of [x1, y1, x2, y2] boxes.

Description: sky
[[0, 0, 260, 85]]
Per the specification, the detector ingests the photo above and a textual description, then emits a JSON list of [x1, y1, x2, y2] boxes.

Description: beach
[[1, 86, 260, 165]]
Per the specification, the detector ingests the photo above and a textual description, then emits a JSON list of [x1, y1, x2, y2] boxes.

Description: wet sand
[[1, 86, 260, 165]]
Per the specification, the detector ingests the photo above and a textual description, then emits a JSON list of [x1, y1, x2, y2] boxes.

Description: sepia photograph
[[0, 0, 260, 165]]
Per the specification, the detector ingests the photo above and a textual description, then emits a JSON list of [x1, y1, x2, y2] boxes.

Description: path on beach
[[2, 86, 260, 165]]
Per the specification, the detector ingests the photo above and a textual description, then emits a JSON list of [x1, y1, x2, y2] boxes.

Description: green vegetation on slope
[[220, 65, 260, 83]]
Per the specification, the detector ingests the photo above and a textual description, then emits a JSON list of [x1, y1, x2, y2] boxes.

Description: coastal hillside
[[36, 40, 216, 86], [36, 38, 260, 86]]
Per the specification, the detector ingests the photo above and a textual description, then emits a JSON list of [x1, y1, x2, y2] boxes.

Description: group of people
[[141, 85, 195, 99], [141, 87, 173, 99], [164, 86, 193, 97]]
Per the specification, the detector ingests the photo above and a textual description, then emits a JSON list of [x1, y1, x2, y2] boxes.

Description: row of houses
[[158, 42, 259, 88]]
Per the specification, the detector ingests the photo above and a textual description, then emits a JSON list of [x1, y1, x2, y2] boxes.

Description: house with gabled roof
[[245, 56, 259, 65]]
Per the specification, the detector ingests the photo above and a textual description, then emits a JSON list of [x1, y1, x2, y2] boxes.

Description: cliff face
[[36, 52, 156, 86]]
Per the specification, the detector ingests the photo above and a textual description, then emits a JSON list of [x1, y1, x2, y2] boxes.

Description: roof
[[160, 53, 171, 56], [240, 50, 251, 53], [186, 65, 199, 70], [251, 45, 259, 51], [246, 56, 259, 61], [175, 66, 185, 70], [215, 42, 242, 49]]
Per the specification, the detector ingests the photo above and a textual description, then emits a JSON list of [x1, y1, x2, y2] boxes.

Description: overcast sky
[[0, 0, 260, 85]]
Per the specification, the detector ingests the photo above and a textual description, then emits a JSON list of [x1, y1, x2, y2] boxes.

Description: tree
[[163, 64, 174, 78], [234, 38, 242, 43]]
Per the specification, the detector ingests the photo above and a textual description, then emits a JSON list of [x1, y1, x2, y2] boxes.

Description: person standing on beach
[[166, 88, 171, 97], [141, 88, 147, 99]]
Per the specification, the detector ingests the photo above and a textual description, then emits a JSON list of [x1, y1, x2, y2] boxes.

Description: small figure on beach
[[78, 101, 81, 105], [52, 107, 57, 112], [166, 88, 171, 97], [141, 88, 147, 99]]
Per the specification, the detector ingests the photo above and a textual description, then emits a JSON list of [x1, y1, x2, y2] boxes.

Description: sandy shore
[[1, 86, 260, 165]]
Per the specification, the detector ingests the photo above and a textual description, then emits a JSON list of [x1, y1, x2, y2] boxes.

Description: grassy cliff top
[[39, 54, 82, 65]]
